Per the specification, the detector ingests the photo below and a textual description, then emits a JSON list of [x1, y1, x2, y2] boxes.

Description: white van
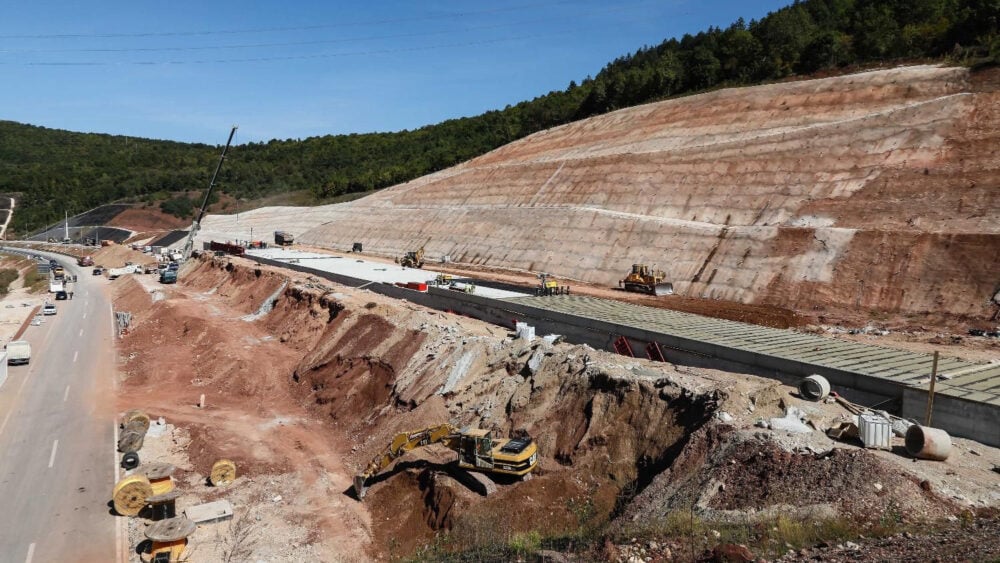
[[6, 340, 31, 365]]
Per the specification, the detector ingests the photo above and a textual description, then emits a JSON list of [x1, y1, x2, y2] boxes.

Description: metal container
[[798, 374, 831, 401], [905, 425, 952, 460], [858, 413, 892, 450]]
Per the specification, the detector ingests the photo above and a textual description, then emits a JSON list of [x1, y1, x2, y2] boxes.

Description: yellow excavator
[[353, 424, 538, 499], [397, 246, 426, 269], [619, 264, 673, 296]]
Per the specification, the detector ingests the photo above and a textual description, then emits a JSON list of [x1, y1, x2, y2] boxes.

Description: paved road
[[0, 251, 118, 562]]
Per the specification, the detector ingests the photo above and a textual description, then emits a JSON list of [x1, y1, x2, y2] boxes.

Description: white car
[[43, 303, 57, 315]]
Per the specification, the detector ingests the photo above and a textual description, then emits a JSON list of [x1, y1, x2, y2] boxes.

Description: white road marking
[[0, 411, 11, 437], [48, 439, 58, 468], [82, 312, 87, 319], [73, 350, 79, 363], [63, 385, 70, 402], [25, 542, 35, 563], [78, 328, 83, 337]]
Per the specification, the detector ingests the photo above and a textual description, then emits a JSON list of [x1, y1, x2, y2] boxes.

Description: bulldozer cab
[[631, 264, 648, 276]]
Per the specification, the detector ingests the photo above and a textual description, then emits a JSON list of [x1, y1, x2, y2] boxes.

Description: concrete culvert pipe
[[798, 374, 831, 401], [905, 425, 952, 460]]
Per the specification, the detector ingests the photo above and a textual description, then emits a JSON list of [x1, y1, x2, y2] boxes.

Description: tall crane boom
[[181, 125, 238, 260]]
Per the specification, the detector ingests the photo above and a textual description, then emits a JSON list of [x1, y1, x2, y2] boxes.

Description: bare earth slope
[[199, 65, 1000, 324]]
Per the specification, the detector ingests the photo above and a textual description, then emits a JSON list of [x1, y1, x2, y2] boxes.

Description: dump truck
[[274, 231, 294, 246], [354, 424, 537, 499], [396, 247, 425, 269], [619, 264, 673, 296], [5, 340, 31, 365], [160, 270, 177, 284]]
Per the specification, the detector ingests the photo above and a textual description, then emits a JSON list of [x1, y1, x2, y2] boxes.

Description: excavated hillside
[[198, 65, 1000, 327], [109, 254, 1000, 561]]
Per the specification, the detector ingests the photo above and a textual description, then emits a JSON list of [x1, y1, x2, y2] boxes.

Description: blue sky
[[0, 1, 791, 145]]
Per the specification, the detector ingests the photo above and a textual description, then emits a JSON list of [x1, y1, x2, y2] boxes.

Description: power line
[[0, 2, 675, 66], [0, 1, 580, 40], [0, 18, 551, 54]]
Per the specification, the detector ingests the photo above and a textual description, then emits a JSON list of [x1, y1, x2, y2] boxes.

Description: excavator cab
[[459, 429, 494, 469]]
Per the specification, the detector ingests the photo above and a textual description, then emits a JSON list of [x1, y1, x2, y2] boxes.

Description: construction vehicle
[[353, 424, 537, 499], [619, 264, 673, 296], [78, 255, 94, 267], [5, 340, 31, 365], [397, 246, 425, 269], [181, 125, 238, 260], [536, 273, 570, 296], [274, 230, 294, 246], [433, 273, 454, 285]]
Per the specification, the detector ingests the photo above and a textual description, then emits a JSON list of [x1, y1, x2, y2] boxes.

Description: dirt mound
[[107, 205, 188, 231], [623, 426, 956, 530]]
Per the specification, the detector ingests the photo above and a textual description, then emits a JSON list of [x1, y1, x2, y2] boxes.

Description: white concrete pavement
[[0, 251, 118, 562], [248, 247, 529, 299]]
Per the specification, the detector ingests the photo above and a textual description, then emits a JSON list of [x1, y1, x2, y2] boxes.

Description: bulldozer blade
[[353, 475, 368, 500], [653, 283, 674, 296]]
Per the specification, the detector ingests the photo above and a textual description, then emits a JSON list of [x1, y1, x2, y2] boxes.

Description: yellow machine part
[[112, 475, 153, 516], [210, 459, 237, 486], [150, 539, 188, 562], [149, 476, 175, 496], [122, 409, 151, 434]]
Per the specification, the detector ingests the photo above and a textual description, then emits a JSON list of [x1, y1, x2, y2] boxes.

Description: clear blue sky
[[0, 1, 791, 145]]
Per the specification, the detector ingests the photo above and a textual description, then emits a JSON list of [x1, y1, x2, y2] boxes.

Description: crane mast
[[181, 125, 238, 260]]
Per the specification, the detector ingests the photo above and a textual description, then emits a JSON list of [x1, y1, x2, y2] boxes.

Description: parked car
[[43, 303, 57, 315], [55, 290, 68, 300]]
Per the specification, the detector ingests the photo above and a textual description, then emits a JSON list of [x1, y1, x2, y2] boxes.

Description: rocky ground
[[102, 253, 1000, 562]]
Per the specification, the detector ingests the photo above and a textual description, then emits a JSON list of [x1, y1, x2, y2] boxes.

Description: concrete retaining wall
[[902, 388, 1000, 447], [244, 253, 999, 447]]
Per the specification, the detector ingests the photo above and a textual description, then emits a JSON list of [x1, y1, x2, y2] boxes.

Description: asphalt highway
[[0, 250, 118, 562]]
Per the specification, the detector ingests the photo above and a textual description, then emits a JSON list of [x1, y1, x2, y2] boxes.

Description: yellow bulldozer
[[396, 246, 425, 269], [353, 423, 538, 499], [619, 264, 674, 296]]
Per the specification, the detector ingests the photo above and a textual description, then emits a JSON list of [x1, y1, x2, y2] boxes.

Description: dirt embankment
[[112, 255, 998, 561], [197, 66, 1000, 331]]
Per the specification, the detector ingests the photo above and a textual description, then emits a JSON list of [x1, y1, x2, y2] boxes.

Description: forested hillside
[[2, 0, 997, 234]]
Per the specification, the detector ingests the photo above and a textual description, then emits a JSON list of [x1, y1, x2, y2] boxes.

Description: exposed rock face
[[199, 65, 1000, 323]]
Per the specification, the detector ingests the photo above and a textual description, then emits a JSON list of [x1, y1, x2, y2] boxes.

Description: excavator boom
[[354, 424, 457, 498]]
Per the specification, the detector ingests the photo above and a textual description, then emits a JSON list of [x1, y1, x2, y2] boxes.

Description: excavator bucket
[[353, 475, 368, 500], [653, 283, 674, 296]]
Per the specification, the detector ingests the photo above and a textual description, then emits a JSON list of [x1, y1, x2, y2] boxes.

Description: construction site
[[8, 63, 999, 561]]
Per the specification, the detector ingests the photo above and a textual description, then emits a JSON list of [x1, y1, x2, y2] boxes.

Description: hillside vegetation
[[2, 0, 997, 233]]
